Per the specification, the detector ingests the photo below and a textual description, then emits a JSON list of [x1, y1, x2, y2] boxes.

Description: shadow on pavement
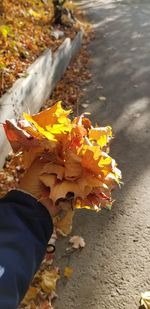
[[55, 1, 150, 308]]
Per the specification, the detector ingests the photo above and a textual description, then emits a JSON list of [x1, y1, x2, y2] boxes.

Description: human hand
[[18, 157, 60, 217]]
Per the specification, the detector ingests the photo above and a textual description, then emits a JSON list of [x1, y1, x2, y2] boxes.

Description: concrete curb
[[0, 29, 84, 168], [71, 28, 84, 61]]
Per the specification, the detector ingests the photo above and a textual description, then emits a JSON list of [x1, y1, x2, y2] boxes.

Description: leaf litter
[[0, 0, 88, 97]]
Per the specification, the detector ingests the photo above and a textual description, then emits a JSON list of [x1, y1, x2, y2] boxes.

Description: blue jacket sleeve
[[0, 190, 53, 309]]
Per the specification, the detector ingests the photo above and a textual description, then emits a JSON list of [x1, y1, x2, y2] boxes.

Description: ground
[[54, 1, 150, 308]]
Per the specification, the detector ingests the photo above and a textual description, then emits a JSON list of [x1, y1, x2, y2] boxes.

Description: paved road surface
[[55, 1, 150, 308]]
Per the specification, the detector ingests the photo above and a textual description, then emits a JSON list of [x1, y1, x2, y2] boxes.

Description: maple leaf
[[81, 145, 103, 175], [39, 174, 57, 189], [23, 147, 45, 168], [49, 180, 82, 202], [3, 120, 39, 152], [24, 101, 71, 128], [64, 153, 82, 180], [89, 126, 112, 148], [40, 163, 65, 180], [23, 113, 57, 142], [22, 102, 72, 143], [68, 125, 87, 149]]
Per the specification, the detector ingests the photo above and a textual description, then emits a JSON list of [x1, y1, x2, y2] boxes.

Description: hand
[[18, 158, 60, 217]]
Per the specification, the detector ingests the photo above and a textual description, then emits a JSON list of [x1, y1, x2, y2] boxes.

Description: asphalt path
[[55, 1, 150, 308]]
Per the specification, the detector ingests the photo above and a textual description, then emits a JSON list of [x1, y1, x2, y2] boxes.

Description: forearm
[[0, 190, 53, 309]]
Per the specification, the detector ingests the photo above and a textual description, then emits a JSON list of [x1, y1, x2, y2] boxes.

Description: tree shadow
[[55, 1, 150, 308]]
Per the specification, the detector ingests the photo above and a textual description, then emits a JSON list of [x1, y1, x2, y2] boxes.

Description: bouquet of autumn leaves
[[3, 102, 121, 235]]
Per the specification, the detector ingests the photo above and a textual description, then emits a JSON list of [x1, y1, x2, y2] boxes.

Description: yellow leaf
[[26, 102, 71, 128], [82, 145, 102, 160], [99, 155, 112, 166], [29, 8, 40, 18], [46, 123, 72, 135], [23, 102, 72, 142], [89, 126, 112, 148], [40, 269, 60, 294], [0, 25, 12, 39], [23, 113, 56, 141], [64, 267, 73, 279], [75, 197, 100, 211]]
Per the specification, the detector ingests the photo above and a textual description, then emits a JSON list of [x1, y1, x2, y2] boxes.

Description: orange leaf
[[81, 145, 102, 175], [39, 174, 57, 188], [23, 147, 44, 168], [40, 163, 65, 180], [25, 101, 71, 128], [22, 286, 39, 305], [64, 155, 82, 180], [49, 180, 85, 202], [3, 120, 39, 152]]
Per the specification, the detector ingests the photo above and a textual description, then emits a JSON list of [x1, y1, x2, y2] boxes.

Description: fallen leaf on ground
[[69, 236, 86, 249], [64, 267, 73, 279], [98, 96, 106, 101], [97, 85, 103, 89], [81, 103, 89, 108]]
